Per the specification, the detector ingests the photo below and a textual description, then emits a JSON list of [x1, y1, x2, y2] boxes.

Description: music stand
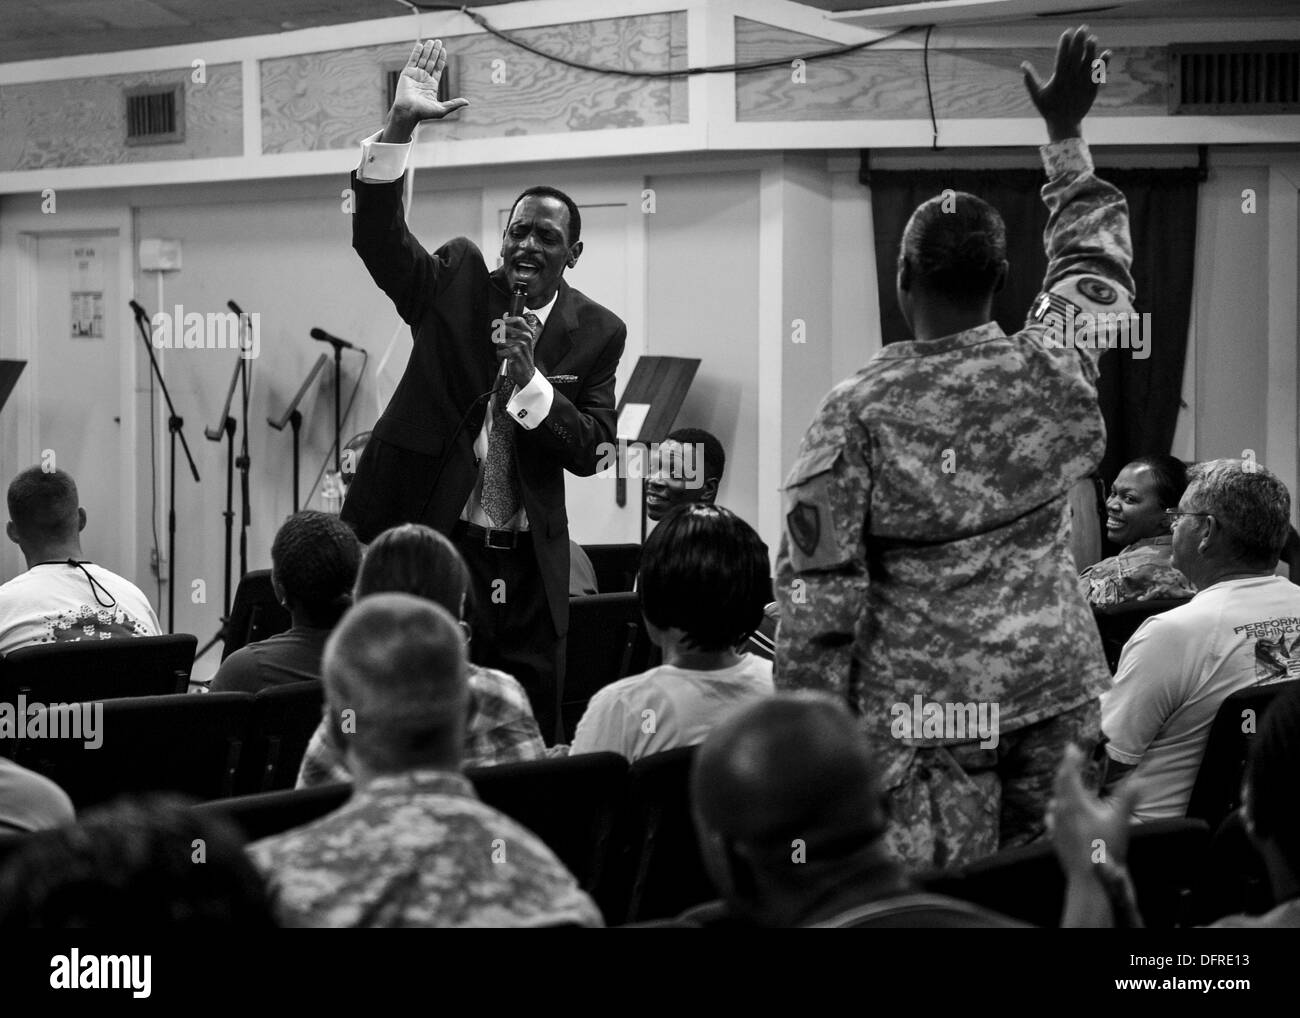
[[198, 353, 244, 658], [269, 354, 328, 513], [614, 356, 700, 542], [0, 360, 25, 416]]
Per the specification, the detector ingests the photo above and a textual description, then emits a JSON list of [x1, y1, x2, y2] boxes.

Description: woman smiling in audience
[[1078, 454, 1195, 606]]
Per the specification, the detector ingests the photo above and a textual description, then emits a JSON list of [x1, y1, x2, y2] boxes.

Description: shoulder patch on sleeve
[[781, 445, 857, 574], [1076, 276, 1118, 305]]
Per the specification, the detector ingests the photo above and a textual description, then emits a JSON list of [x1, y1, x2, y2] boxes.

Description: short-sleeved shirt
[[1078, 535, 1195, 606], [0, 562, 160, 654], [251, 768, 601, 927], [1102, 575, 1300, 822], [571, 654, 774, 761], [0, 757, 75, 834], [210, 626, 332, 693]]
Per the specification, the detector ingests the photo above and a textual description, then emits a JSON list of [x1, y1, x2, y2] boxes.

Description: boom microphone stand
[[198, 343, 243, 659], [269, 353, 329, 513], [129, 299, 201, 635], [229, 301, 254, 581]]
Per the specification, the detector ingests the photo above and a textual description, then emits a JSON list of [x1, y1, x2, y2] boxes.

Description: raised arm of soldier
[[1021, 26, 1136, 368]]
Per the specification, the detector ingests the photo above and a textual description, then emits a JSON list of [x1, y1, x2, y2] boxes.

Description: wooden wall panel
[[735, 18, 1167, 122], [260, 13, 689, 154], [0, 64, 242, 170]]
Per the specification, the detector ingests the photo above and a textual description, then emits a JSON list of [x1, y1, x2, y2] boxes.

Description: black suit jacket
[[346, 172, 626, 636]]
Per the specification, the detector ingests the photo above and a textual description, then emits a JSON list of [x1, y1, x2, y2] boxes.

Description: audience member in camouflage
[[250, 594, 601, 927], [775, 27, 1124, 870]]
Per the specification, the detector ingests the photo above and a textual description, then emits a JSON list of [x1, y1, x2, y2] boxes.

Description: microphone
[[227, 300, 245, 317], [310, 327, 358, 351], [501, 283, 528, 377], [129, 299, 148, 320]]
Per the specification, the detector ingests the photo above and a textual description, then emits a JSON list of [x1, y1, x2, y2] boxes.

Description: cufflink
[[518, 409, 528, 419]]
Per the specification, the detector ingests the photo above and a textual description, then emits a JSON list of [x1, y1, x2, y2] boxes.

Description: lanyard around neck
[[32, 559, 118, 609]]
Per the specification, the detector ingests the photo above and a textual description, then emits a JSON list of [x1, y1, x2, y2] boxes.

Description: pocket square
[[547, 374, 579, 384]]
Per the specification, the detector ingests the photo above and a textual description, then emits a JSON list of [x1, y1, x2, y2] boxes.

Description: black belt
[[453, 520, 531, 551]]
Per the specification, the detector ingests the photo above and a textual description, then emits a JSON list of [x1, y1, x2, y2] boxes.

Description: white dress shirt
[[358, 131, 557, 530]]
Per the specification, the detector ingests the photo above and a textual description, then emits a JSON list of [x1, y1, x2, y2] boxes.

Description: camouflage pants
[[880, 698, 1101, 872]]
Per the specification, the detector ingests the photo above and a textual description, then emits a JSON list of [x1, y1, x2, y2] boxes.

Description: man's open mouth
[[513, 260, 541, 279]]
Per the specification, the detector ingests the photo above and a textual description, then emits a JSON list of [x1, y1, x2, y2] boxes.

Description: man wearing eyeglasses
[[1100, 459, 1300, 821]]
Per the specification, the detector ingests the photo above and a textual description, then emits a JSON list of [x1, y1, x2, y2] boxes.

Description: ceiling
[[1, 0, 1296, 64]]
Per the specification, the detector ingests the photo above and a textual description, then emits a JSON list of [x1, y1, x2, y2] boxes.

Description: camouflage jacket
[[775, 138, 1130, 757], [1078, 535, 1195, 606], [251, 769, 602, 927]]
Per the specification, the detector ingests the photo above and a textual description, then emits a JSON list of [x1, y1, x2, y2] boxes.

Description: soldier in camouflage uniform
[[250, 594, 601, 927], [775, 27, 1125, 871]]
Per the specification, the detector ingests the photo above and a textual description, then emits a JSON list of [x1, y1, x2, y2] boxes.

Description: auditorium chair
[[14, 693, 253, 810], [222, 569, 291, 661], [557, 593, 656, 744], [1185, 808, 1274, 926], [0, 633, 196, 708], [466, 751, 629, 897], [606, 744, 714, 926], [1185, 678, 1297, 834], [917, 817, 1211, 927], [194, 782, 353, 843], [232, 680, 325, 796], [580, 543, 641, 594], [1091, 597, 1191, 673]]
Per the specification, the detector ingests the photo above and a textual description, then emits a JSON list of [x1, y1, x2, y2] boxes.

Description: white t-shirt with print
[[1102, 575, 1300, 822], [0, 561, 161, 655]]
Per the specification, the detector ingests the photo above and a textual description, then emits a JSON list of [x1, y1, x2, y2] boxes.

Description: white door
[[33, 233, 124, 568]]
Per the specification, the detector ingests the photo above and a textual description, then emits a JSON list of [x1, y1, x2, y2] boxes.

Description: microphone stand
[[198, 354, 241, 658], [236, 319, 253, 579], [131, 301, 200, 635], [269, 353, 329, 513]]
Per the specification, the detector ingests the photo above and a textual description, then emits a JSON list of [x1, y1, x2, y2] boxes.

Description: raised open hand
[[1045, 743, 1140, 879], [1021, 26, 1111, 141], [387, 38, 469, 134]]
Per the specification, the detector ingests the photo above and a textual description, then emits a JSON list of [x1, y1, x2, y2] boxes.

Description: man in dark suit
[[342, 38, 626, 740]]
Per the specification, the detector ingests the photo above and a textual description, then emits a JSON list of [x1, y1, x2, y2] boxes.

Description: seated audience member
[[0, 757, 74, 835], [570, 539, 598, 596], [687, 693, 1024, 928], [1101, 459, 1300, 821], [1051, 683, 1300, 927], [0, 796, 277, 927], [1078, 454, 1196, 606], [645, 427, 725, 523], [254, 594, 600, 927], [211, 511, 361, 693], [0, 466, 159, 653], [570, 504, 773, 760], [296, 524, 545, 787]]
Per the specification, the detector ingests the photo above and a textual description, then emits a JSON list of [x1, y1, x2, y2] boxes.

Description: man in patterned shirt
[[775, 26, 1126, 870], [251, 593, 600, 927]]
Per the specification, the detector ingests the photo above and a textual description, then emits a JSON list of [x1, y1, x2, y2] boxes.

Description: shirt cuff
[[1039, 136, 1092, 179], [505, 371, 554, 430], [358, 129, 412, 183]]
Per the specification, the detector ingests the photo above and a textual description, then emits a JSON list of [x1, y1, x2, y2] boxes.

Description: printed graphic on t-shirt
[[42, 604, 152, 644], [1234, 616, 1300, 681]]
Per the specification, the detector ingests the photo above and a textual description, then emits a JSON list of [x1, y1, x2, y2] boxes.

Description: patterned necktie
[[481, 311, 541, 527]]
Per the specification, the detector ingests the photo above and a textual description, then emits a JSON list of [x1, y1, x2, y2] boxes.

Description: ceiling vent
[[384, 57, 459, 118], [1170, 43, 1300, 114], [124, 84, 185, 144]]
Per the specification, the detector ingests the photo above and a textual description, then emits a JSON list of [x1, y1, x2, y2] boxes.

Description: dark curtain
[[867, 164, 1199, 490]]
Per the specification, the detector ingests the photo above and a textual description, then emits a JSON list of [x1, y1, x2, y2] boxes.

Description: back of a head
[[1186, 459, 1292, 567], [1245, 681, 1300, 879], [354, 523, 471, 618], [664, 427, 726, 489], [693, 694, 888, 908], [323, 593, 468, 775], [7, 466, 79, 545], [899, 191, 1007, 303], [0, 795, 276, 927], [1127, 453, 1190, 510], [271, 511, 363, 627], [638, 504, 768, 652]]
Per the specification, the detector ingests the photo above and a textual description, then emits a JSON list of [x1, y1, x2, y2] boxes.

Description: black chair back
[[581, 544, 640, 594], [233, 681, 325, 795], [1186, 679, 1297, 833], [194, 782, 353, 843], [466, 751, 628, 898], [222, 570, 291, 661], [612, 744, 714, 925], [0, 633, 196, 707], [1092, 598, 1191, 673], [559, 593, 654, 744], [918, 817, 1211, 927], [13, 693, 253, 810]]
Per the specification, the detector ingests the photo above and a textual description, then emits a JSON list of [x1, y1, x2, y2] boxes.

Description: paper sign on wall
[[70, 244, 104, 339], [617, 402, 650, 441]]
